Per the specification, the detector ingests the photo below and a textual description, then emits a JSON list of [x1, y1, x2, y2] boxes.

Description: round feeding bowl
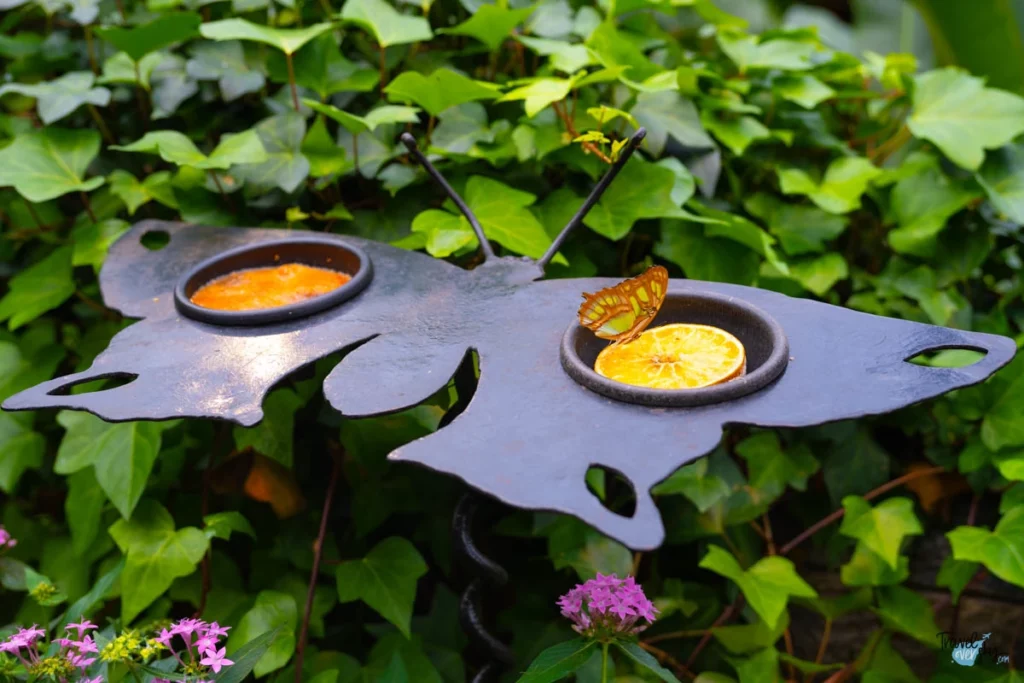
[[561, 291, 789, 407], [174, 237, 373, 326]]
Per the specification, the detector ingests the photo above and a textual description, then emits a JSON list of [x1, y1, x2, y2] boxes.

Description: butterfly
[[577, 265, 669, 345]]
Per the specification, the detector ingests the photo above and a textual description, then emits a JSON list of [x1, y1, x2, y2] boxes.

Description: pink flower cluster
[[0, 620, 100, 682], [153, 617, 234, 682], [0, 526, 16, 551], [557, 573, 659, 638]]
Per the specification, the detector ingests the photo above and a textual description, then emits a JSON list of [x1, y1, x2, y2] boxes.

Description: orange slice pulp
[[191, 263, 351, 311], [594, 323, 746, 390]]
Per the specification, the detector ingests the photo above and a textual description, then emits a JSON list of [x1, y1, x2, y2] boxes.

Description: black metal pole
[[400, 133, 496, 262], [537, 127, 647, 272]]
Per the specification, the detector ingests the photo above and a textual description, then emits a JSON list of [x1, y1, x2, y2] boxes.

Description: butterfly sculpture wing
[[578, 266, 668, 345]]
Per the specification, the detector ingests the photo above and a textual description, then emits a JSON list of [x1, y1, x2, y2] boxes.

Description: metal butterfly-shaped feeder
[[2, 126, 1017, 680], [2, 127, 1017, 550]]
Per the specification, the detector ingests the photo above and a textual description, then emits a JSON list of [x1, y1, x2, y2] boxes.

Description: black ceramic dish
[[560, 291, 789, 407], [173, 237, 373, 326]]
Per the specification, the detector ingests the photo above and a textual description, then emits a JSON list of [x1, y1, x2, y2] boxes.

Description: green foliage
[[2, 0, 1024, 680]]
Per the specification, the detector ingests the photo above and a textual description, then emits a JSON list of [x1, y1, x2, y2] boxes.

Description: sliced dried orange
[[594, 323, 746, 390]]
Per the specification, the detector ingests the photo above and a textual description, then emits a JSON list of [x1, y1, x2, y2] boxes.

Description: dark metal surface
[[562, 291, 790, 407], [453, 493, 514, 682], [2, 219, 1017, 550]]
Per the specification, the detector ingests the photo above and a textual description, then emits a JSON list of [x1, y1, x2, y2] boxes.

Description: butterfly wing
[[578, 266, 669, 344]]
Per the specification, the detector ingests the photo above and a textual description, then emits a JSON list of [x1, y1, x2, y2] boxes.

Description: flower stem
[[294, 446, 342, 683], [600, 641, 609, 683]]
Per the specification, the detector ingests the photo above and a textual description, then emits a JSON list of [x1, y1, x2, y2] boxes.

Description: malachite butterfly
[[577, 265, 669, 345]]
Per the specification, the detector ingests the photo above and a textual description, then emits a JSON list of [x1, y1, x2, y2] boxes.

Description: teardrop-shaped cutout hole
[[47, 373, 138, 396], [905, 346, 987, 368], [586, 465, 637, 518]]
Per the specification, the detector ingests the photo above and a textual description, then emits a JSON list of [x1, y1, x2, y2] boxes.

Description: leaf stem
[[426, 115, 436, 147], [805, 617, 832, 683], [685, 595, 744, 669], [80, 191, 97, 223], [84, 25, 99, 74], [352, 133, 360, 174], [285, 52, 300, 112], [294, 447, 341, 683], [638, 642, 696, 680], [208, 171, 235, 212], [23, 199, 44, 229], [378, 44, 388, 95], [779, 465, 944, 556], [869, 124, 911, 164], [600, 641, 609, 683], [87, 104, 116, 145]]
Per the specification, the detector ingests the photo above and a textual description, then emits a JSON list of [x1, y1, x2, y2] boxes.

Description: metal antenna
[[400, 133, 496, 261], [537, 127, 647, 271]]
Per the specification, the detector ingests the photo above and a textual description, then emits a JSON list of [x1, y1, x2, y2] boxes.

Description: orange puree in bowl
[[190, 263, 351, 311]]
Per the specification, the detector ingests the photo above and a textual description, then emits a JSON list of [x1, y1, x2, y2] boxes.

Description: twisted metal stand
[[453, 492, 515, 682]]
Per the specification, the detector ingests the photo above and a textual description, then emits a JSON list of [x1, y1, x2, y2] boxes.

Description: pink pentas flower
[[0, 526, 15, 550], [194, 634, 218, 655], [200, 646, 234, 673], [557, 573, 659, 639], [66, 619, 97, 637], [206, 622, 230, 639]]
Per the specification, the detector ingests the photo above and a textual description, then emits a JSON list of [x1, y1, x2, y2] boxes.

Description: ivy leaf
[[440, 4, 535, 51], [744, 193, 847, 256], [335, 537, 427, 638], [842, 541, 909, 588], [233, 114, 309, 193], [112, 129, 267, 171], [735, 432, 819, 503], [97, 12, 201, 61], [384, 68, 498, 118], [517, 639, 597, 683], [226, 590, 298, 677], [55, 411, 175, 519], [97, 51, 163, 90], [977, 141, 1024, 224], [686, 202, 789, 275], [585, 22, 661, 84], [777, 157, 882, 214], [339, 0, 432, 47], [302, 116, 348, 178], [214, 626, 284, 683], [786, 252, 849, 297], [268, 34, 378, 99], [614, 641, 682, 682], [872, 585, 941, 647], [656, 220, 760, 285], [199, 18, 335, 55], [547, 521, 633, 580], [109, 499, 209, 623], [718, 33, 816, 73], [186, 40, 265, 102], [458, 175, 560, 259], [726, 647, 780, 683], [232, 388, 303, 468], [499, 77, 572, 118], [838, 497, 922, 570], [303, 100, 420, 135], [982, 364, 1024, 451], [652, 450, 733, 512], [700, 111, 771, 156], [65, 469, 105, 557], [907, 67, 1024, 171], [0, 71, 110, 124], [108, 170, 177, 215], [888, 156, 980, 257], [936, 556, 979, 605], [72, 218, 130, 270], [204, 511, 256, 541], [411, 209, 475, 258], [584, 157, 687, 240], [699, 546, 817, 629], [773, 74, 835, 109], [0, 412, 43, 493], [0, 246, 75, 330], [0, 128, 104, 202], [947, 506, 1024, 588], [516, 36, 593, 74], [631, 90, 714, 156]]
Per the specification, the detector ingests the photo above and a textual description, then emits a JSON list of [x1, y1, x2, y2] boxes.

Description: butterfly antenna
[[537, 127, 647, 271], [400, 133, 495, 261]]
